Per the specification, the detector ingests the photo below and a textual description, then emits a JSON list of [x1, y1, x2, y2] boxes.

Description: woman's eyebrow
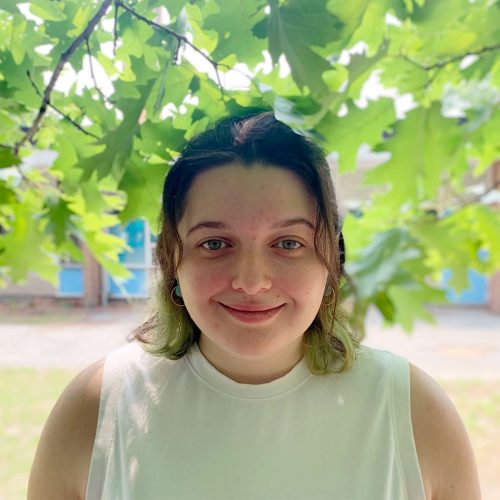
[[273, 218, 316, 230], [186, 218, 315, 237]]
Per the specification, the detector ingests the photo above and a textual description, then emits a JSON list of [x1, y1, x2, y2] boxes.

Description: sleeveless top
[[86, 342, 426, 500]]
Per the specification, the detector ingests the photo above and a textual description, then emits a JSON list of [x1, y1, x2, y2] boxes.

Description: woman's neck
[[197, 336, 304, 384]]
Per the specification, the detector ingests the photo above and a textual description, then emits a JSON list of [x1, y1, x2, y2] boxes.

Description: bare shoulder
[[28, 358, 105, 500], [409, 363, 482, 500]]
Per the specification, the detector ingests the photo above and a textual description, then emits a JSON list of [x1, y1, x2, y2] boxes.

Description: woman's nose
[[231, 251, 272, 295]]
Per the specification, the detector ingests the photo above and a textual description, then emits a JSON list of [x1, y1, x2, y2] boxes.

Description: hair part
[[132, 111, 358, 374]]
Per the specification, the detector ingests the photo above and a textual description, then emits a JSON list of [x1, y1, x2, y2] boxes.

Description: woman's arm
[[27, 359, 104, 500], [410, 363, 482, 500]]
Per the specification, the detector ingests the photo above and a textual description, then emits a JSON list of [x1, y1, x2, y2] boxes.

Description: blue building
[[58, 219, 156, 301]]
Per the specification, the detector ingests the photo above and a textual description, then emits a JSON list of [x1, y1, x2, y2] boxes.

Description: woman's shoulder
[[350, 344, 400, 375], [28, 358, 105, 500], [409, 363, 481, 500]]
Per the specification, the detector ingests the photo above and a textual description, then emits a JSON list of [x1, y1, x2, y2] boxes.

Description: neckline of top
[[185, 342, 312, 399]]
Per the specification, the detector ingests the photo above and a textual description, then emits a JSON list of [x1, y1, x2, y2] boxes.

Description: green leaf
[[136, 120, 186, 160], [347, 0, 387, 56], [471, 205, 500, 272], [346, 228, 422, 299], [365, 104, 468, 210], [410, 215, 475, 291], [9, 15, 27, 64], [0, 148, 20, 168], [468, 107, 500, 176], [51, 121, 105, 192], [0, 201, 59, 284], [203, 0, 267, 66], [378, 56, 428, 101], [326, 0, 371, 43], [316, 98, 396, 172], [78, 76, 157, 180], [146, 64, 193, 117], [44, 198, 77, 247], [83, 227, 131, 280], [70, 4, 94, 34], [30, 0, 67, 22], [387, 283, 445, 332], [0, 181, 16, 205], [118, 154, 169, 228], [345, 45, 388, 100], [145, 0, 189, 20], [268, 0, 343, 94], [0, 1, 23, 15]]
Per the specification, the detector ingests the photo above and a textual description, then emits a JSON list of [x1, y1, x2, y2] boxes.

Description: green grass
[[0, 368, 77, 500], [438, 379, 500, 500], [1, 370, 499, 499]]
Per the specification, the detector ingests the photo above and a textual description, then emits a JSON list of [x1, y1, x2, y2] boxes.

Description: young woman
[[28, 112, 481, 499]]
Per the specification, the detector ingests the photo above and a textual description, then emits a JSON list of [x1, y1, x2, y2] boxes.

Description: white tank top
[[86, 342, 426, 500]]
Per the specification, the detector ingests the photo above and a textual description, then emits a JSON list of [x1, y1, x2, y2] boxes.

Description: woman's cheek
[[290, 260, 328, 294], [187, 265, 227, 294]]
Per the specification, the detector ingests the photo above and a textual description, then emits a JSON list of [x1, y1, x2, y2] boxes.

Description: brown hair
[[132, 111, 358, 374]]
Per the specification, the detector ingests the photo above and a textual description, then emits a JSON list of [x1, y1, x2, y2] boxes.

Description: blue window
[[110, 219, 146, 265], [441, 249, 488, 305], [441, 269, 487, 304], [58, 268, 84, 296], [107, 219, 152, 298], [108, 270, 148, 297]]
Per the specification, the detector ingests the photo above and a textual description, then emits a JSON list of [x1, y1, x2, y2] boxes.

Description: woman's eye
[[201, 239, 228, 251], [276, 239, 303, 251]]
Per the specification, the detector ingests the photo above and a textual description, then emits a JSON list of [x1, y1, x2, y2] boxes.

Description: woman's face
[[176, 164, 329, 378]]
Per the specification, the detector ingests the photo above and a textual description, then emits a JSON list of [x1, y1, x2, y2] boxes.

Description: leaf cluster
[[0, 0, 499, 335]]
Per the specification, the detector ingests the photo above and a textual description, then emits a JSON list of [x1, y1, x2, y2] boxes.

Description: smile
[[219, 303, 285, 323]]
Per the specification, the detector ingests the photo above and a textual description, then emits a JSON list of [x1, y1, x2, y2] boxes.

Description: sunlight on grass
[[0, 368, 77, 499], [439, 379, 500, 500]]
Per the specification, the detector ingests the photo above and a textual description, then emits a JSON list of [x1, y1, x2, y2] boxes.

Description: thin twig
[[115, 0, 225, 98], [113, 1, 119, 56], [12, 164, 47, 191], [85, 38, 115, 104], [441, 178, 500, 217], [173, 38, 181, 65], [401, 43, 500, 72], [26, 71, 100, 140], [418, 178, 500, 224], [14, 0, 113, 154]]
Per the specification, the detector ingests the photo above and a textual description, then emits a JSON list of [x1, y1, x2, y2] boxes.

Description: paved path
[[1, 304, 499, 379], [364, 305, 500, 380]]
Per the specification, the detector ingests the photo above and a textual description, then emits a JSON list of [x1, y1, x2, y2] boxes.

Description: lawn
[[0, 368, 77, 499], [439, 379, 500, 500], [1, 370, 499, 499]]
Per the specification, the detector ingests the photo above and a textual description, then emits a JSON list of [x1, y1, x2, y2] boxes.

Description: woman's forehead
[[178, 164, 317, 232], [188, 163, 313, 201]]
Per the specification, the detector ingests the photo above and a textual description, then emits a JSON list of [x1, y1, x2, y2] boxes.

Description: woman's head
[[134, 111, 357, 374]]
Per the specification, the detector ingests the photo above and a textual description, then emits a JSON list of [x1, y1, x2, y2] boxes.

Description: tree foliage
[[0, 0, 499, 336]]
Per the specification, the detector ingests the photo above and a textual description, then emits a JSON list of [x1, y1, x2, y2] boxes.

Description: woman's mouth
[[219, 303, 285, 323]]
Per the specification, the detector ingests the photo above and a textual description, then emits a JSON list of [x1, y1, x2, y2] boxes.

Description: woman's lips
[[219, 303, 285, 323]]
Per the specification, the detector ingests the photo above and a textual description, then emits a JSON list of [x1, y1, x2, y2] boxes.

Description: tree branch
[[445, 178, 500, 215], [26, 71, 100, 140], [14, 0, 113, 154], [401, 43, 500, 72], [114, 0, 226, 98], [426, 178, 500, 222], [113, 1, 119, 56]]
